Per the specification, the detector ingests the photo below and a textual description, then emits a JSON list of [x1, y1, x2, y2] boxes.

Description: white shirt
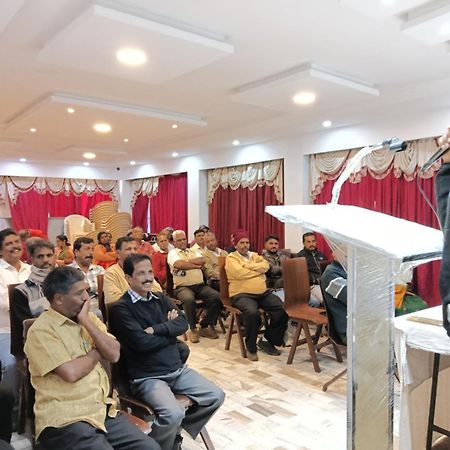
[[0, 259, 31, 332], [152, 242, 175, 253]]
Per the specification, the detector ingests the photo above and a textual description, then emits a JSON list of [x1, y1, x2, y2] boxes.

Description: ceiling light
[[29, 128, 37, 133], [123, 138, 129, 143], [172, 124, 178, 129], [293, 91, 316, 105], [19, 158, 27, 162], [116, 47, 147, 66], [83, 152, 96, 160], [439, 22, 450, 37], [232, 140, 240, 146], [130, 160, 136, 165], [83, 162, 90, 166], [322, 120, 332, 128], [93, 123, 112, 133], [381, 0, 395, 6], [172, 152, 179, 157], [67, 107, 75, 114]]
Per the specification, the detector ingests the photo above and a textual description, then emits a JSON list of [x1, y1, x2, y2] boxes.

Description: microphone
[[421, 144, 450, 173], [382, 137, 407, 153]]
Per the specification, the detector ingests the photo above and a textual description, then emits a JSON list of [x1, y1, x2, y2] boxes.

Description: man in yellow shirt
[[24, 266, 160, 450], [225, 230, 288, 362]]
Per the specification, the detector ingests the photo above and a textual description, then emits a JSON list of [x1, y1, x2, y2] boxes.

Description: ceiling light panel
[[233, 63, 379, 114], [339, 0, 431, 18], [37, 3, 234, 84], [0, 0, 26, 35]]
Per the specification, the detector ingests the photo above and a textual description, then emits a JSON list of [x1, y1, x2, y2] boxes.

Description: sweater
[[225, 251, 269, 297], [109, 291, 188, 379]]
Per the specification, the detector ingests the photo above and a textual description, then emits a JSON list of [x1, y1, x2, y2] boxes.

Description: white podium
[[266, 204, 443, 450]]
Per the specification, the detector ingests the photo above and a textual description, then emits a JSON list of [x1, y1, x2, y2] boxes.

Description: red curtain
[[209, 184, 285, 254], [132, 194, 150, 230], [314, 172, 441, 306], [10, 191, 112, 233], [149, 173, 188, 233]]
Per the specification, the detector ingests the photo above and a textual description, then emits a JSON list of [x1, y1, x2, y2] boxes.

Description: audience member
[[321, 248, 348, 345], [152, 228, 174, 253], [18, 229, 47, 263], [109, 254, 224, 450], [297, 232, 329, 307], [129, 227, 154, 256], [225, 230, 288, 362], [167, 230, 221, 343], [0, 229, 31, 392], [10, 239, 55, 358], [190, 229, 206, 252], [93, 231, 117, 269], [55, 235, 74, 266], [24, 266, 160, 450], [261, 235, 289, 289], [104, 236, 162, 305], [201, 232, 228, 292], [152, 233, 171, 288], [225, 229, 246, 254]]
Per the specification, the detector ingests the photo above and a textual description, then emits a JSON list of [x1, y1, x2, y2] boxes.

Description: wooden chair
[[97, 274, 107, 323], [282, 257, 342, 373], [166, 263, 226, 334]]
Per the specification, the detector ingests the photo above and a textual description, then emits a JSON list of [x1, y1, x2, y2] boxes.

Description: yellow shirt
[[167, 248, 204, 288], [24, 308, 118, 438], [104, 263, 162, 304], [225, 251, 269, 297], [201, 248, 228, 280]]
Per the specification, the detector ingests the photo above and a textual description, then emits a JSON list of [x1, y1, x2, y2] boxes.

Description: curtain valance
[[0, 176, 118, 205], [310, 137, 439, 200], [207, 159, 283, 204], [130, 177, 159, 207]]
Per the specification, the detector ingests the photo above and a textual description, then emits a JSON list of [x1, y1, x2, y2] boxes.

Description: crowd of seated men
[[0, 221, 344, 450]]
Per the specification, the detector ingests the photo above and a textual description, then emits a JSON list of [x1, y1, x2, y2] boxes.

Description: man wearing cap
[[225, 230, 288, 361]]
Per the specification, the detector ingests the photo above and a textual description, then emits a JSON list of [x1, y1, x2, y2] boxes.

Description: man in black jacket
[[109, 254, 225, 450]]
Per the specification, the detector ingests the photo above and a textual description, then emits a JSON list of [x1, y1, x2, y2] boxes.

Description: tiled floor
[[11, 328, 400, 450]]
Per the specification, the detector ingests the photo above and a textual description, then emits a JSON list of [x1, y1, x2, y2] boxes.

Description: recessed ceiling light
[[123, 138, 129, 143], [381, 0, 395, 5], [129, 160, 136, 166], [93, 123, 112, 133], [19, 158, 27, 162], [232, 140, 240, 146], [293, 91, 316, 105], [67, 107, 75, 114], [439, 23, 450, 37], [322, 120, 332, 128], [172, 124, 178, 129], [116, 47, 147, 66], [172, 152, 179, 157], [83, 162, 90, 166], [29, 128, 37, 133], [83, 152, 96, 160]]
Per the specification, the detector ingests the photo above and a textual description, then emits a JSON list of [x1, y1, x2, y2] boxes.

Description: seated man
[[261, 234, 289, 289], [109, 254, 225, 450], [11, 239, 55, 358], [190, 229, 206, 252], [225, 230, 288, 362], [296, 232, 329, 307], [152, 228, 175, 253], [24, 266, 160, 450], [201, 232, 228, 292], [167, 230, 221, 343], [321, 254, 348, 345], [104, 236, 162, 305], [130, 227, 154, 256], [152, 233, 171, 288]]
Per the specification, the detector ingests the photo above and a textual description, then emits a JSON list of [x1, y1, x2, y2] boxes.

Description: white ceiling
[[0, 0, 449, 169]]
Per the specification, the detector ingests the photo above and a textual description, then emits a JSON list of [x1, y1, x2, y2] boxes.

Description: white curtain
[[130, 177, 159, 207]]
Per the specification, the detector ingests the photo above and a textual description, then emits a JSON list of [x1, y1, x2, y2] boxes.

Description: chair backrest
[[8, 283, 21, 357], [320, 283, 347, 347], [282, 257, 311, 311], [165, 263, 174, 297], [218, 256, 231, 307], [97, 274, 107, 323]]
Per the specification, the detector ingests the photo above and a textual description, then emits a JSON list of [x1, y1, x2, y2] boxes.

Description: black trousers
[[0, 386, 14, 443], [232, 292, 288, 353], [174, 284, 221, 330], [39, 413, 161, 450]]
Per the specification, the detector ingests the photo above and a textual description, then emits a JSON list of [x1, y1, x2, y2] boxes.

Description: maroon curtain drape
[[314, 171, 441, 306], [209, 184, 285, 254], [132, 194, 150, 230], [149, 173, 188, 233], [10, 191, 112, 233]]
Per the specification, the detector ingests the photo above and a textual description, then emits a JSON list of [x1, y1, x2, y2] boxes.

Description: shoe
[[188, 329, 199, 343], [199, 326, 219, 339], [247, 352, 259, 362], [172, 434, 183, 450], [257, 338, 281, 356]]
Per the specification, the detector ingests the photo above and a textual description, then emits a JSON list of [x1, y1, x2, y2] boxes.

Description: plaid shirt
[[128, 288, 158, 303], [69, 261, 105, 295]]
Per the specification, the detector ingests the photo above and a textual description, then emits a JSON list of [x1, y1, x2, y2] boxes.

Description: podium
[[266, 204, 443, 450]]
